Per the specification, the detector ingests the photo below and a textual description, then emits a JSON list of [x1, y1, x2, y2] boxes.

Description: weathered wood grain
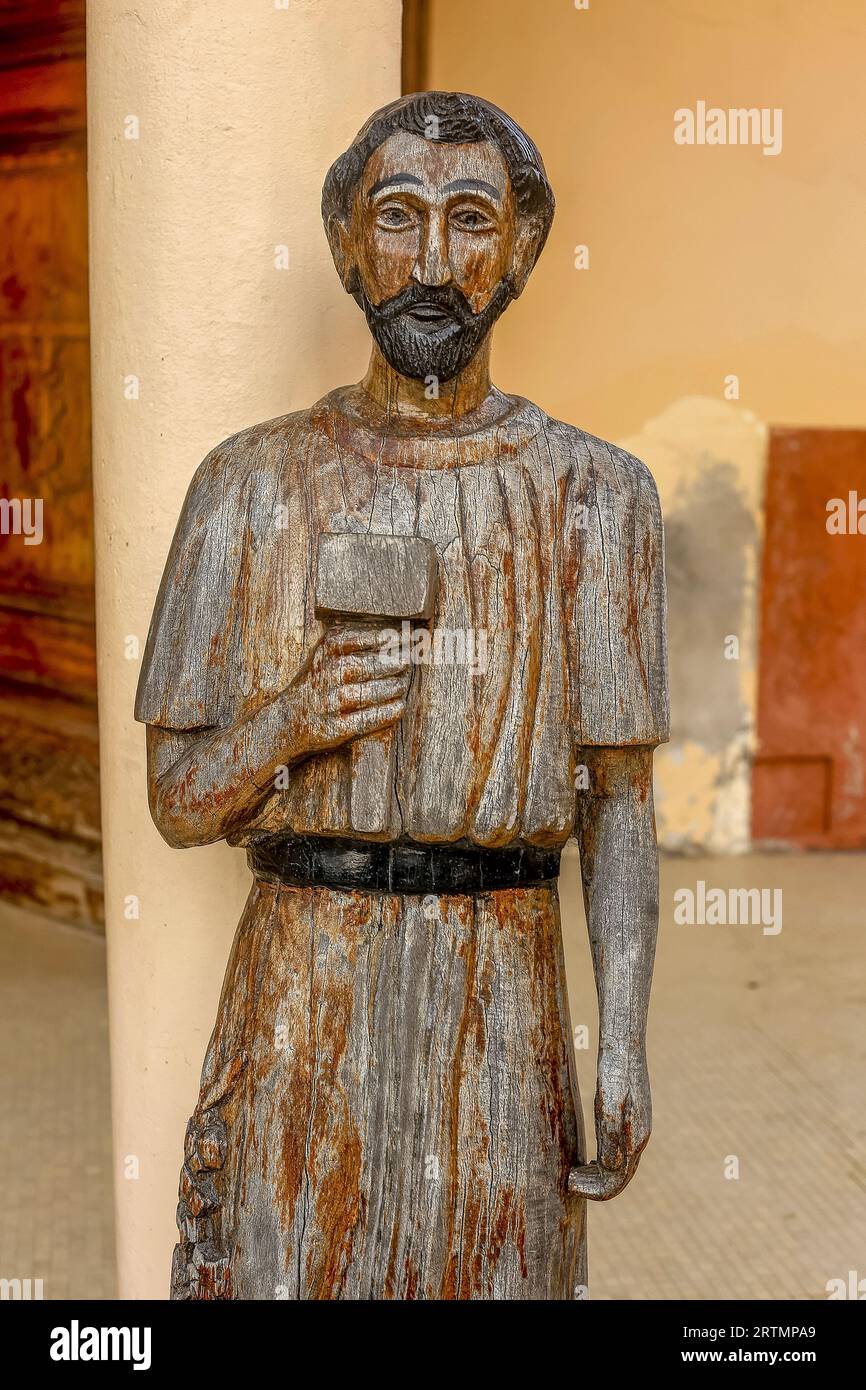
[[171, 882, 585, 1299], [314, 532, 437, 624], [137, 91, 668, 1300], [315, 531, 437, 835]]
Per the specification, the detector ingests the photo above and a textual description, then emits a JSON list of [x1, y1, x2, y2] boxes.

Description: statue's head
[[322, 92, 554, 384]]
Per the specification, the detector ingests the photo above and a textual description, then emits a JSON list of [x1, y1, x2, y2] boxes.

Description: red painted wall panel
[[754, 428, 866, 848]]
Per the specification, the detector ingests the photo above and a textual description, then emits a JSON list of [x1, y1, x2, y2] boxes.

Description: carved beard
[[357, 277, 515, 384]]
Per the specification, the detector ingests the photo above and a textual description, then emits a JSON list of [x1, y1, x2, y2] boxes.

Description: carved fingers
[[567, 1156, 642, 1201], [334, 674, 410, 714], [568, 1050, 651, 1202], [286, 623, 412, 757]]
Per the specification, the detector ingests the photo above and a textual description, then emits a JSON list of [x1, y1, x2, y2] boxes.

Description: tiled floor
[[0, 903, 115, 1300], [563, 850, 866, 1300], [0, 851, 864, 1301]]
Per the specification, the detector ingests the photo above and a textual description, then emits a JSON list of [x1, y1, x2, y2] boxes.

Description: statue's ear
[[509, 214, 544, 298], [326, 214, 359, 294]]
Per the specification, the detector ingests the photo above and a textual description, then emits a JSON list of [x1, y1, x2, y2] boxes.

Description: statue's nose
[[412, 217, 453, 287]]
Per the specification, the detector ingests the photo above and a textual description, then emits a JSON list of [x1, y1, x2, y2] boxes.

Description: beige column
[[87, 0, 401, 1299]]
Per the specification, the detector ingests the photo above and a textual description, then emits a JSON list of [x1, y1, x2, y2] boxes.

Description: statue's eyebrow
[[443, 178, 501, 201], [368, 173, 423, 196]]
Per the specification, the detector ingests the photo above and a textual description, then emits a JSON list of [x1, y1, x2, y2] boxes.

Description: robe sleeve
[[568, 437, 670, 747], [134, 444, 245, 731]]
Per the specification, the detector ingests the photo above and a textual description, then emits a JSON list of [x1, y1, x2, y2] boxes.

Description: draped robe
[[136, 386, 668, 1300]]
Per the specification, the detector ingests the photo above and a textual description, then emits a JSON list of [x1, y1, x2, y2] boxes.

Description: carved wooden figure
[[136, 92, 669, 1301]]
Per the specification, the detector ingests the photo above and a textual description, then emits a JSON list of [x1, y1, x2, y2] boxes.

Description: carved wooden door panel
[[753, 427, 866, 849], [0, 1, 101, 927]]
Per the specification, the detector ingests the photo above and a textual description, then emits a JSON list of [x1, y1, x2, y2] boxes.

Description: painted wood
[[0, 0, 99, 931], [137, 92, 668, 1299]]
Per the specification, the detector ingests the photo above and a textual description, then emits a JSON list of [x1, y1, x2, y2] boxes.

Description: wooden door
[[0, 0, 101, 927], [753, 428, 866, 849]]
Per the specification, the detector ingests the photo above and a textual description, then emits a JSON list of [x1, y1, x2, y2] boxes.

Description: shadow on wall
[[620, 397, 767, 854]]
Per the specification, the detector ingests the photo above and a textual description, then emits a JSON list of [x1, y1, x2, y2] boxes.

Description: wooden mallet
[[315, 532, 437, 835]]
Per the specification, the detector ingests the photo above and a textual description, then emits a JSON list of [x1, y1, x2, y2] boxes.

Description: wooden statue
[[135, 92, 669, 1301]]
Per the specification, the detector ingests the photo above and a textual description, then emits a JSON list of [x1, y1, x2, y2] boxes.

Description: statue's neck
[[360, 338, 495, 423]]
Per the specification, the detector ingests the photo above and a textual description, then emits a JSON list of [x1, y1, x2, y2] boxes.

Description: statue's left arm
[[564, 439, 669, 1200], [570, 744, 659, 1200]]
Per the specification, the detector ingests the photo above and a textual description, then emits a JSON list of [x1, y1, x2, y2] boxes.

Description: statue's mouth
[[403, 303, 456, 329]]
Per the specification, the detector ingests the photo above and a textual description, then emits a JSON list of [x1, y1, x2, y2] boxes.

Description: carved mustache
[[372, 281, 476, 326]]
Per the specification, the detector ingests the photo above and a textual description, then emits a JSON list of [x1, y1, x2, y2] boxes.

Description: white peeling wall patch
[[619, 398, 768, 854]]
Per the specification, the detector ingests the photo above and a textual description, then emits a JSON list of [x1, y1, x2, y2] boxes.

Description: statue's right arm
[[146, 689, 301, 849], [145, 626, 410, 848]]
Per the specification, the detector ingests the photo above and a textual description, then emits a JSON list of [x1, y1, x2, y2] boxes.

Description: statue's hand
[[568, 1047, 651, 1201], [283, 623, 411, 760]]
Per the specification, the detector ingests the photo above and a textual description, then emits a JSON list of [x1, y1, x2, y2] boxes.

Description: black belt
[[247, 834, 561, 895]]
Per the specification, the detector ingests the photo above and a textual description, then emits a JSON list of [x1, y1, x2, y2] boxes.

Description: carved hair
[[322, 90, 555, 265]]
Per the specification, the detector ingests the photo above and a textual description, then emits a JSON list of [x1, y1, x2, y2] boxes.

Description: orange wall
[[426, 0, 866, 442]]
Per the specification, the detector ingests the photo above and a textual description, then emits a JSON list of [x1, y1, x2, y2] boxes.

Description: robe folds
[[136, 386, 669, 1300]]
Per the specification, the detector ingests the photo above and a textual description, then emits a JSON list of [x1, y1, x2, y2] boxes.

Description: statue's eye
[[450, 206, 495, 232], [376, 204, 414, 229]]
